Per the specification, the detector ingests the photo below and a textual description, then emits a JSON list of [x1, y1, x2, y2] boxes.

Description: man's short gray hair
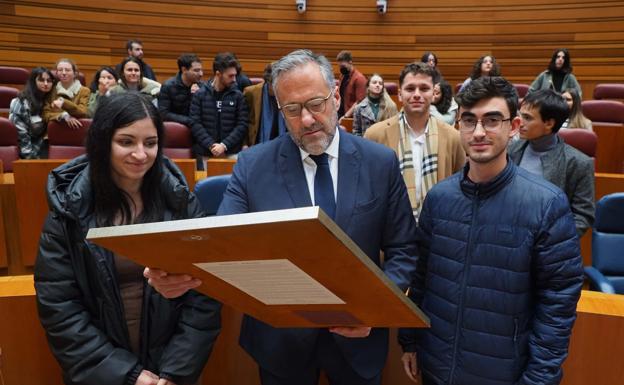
[[271, 49, 335, 97]]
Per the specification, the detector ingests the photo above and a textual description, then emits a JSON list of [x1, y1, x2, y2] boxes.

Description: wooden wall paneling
[[0, 160, 6, 269], [13, 160, 65, 267], [0, 275, 63, 385], [0, 0, 622, 95], [562, 291, 624, 385], [172, 158, 197, 192], [205, 159, 236, 178], [594, 124, 624, 174], [0, 172, 23, 275]]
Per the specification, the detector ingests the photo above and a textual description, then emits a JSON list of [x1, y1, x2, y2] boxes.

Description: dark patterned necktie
[[309, 153, 336, 219]]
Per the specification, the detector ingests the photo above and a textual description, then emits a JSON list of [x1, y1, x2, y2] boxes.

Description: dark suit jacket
[[218, 131, 418, 379], [508, 136, 595, 236]]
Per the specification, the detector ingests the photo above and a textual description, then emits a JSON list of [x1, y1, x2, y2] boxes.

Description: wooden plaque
[[87, 207, 429, 328]]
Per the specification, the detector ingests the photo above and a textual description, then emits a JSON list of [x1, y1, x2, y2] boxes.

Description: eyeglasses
[[457, 116, 511, 133], [279, 90, 333, 118]]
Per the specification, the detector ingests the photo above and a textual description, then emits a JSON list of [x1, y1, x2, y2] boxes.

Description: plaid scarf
[[397, 113, 439, 219]]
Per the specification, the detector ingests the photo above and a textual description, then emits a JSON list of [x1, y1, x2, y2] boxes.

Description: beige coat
[[243, 82, 264, 146], [43, 82, 91, 122], [365, 114, 466, 181]]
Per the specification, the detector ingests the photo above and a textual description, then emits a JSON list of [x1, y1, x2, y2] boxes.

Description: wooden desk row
[[1, 275, 622, 385], [0, 158, 235, 275]]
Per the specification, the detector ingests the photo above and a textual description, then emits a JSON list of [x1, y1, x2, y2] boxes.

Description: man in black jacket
[[116, 39, 157, 81], [189, 52, 248, 169], [158, 53, 204, 127]]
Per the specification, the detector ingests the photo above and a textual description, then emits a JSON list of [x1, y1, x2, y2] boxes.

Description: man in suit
[[145, 49, 418, 385]]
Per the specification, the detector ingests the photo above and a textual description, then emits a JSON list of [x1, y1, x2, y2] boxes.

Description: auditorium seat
[[194, 174, 231, 216], [593, 83, 624, 100], [0, 117, 19, 172], [0, 66, 30, 85], [163, 121, 192, 159], [47, 119, 90, 159], [385, 82, 398, 96], [455, 83, 462, 94], [581, 100, 624, 125], [513, 83, 529, 98], [558, 129, 597, 158], [340, 117, 353, 133], [584, 193, 624, 294], [249, 77, 264, 85], [0, 86, 19, 114]]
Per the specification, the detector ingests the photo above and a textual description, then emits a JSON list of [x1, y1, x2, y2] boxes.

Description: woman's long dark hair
[[420, 51, 438, 67], [89, 66, 118, 93], [434, 78, 453, 114], [469, 55, 501, 80], [18, 67, 56, 115], [548, 48, 572, 74], [119, 56, 143, 89], [87, 93, 165, 226]]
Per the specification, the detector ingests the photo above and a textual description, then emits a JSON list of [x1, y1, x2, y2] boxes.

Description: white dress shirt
[[299, 127, 340, 204], [406, 120, 428, 202]]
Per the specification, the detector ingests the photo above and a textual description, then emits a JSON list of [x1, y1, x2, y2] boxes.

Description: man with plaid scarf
[[365, 62, 465, 219]]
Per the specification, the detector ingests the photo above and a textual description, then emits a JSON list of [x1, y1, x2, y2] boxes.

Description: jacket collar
[[509, 136, 566, 187], [460, 157, 517, 199]]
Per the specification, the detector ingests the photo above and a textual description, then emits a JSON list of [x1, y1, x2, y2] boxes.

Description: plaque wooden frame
[[87, 207, 429, 328]]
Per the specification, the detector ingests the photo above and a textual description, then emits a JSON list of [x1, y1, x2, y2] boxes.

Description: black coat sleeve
[[34, 213, 140, 385]]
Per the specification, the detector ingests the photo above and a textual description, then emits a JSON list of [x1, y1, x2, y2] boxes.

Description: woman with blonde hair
[[352, 73, 398, 136], [43, 58, 91, 129], [561, 88, 592, 130]]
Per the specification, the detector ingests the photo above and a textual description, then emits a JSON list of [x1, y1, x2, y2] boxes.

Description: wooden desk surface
[[576, 290, 624, 317], [0, 273, 623, 385], [0, 275, 35, 297]]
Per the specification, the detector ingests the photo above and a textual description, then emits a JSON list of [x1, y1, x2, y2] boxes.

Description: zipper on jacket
[[448, 189, 479, 384]]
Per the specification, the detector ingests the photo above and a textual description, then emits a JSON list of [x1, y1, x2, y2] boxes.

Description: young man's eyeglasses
[[457, 115, 512, 133], [279, 90, 333, 118]]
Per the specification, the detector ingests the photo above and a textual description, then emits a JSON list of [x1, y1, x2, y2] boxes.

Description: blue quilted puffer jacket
[[399, 160, 583, 385]]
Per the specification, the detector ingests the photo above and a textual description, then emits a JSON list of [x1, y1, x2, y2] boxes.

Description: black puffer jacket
[[158, 73, 200, 127], [189, 80, 248, 155], [34, 155, 221, 385]]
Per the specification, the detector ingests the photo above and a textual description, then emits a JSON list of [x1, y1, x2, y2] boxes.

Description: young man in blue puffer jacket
[[399, 76, 583, 385]]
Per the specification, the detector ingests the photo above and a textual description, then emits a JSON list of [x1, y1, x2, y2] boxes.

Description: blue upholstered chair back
[[193, 174, 231, 216], [588, 193, 624, 293]]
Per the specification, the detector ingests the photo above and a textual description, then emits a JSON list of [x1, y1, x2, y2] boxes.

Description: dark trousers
[[258, 329, 382, 385]]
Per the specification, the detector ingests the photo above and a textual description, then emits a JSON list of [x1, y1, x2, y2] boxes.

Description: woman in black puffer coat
[[34, 93, 221, 385]]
